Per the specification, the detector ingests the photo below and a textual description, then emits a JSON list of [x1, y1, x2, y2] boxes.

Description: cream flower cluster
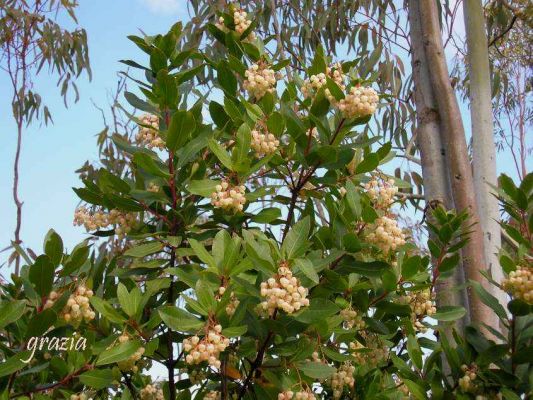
[[349, 336, 388, 367], [251, 126, 280, 157], [459, 364, 479, 393], [116, 334, 145, 372], [45, 286, 96, 325], [147, 182, 160, 193], [502, 265, 533, 303], [340, 308, 366, 330], [301, 63, 346, 102], [260, 265, 310, 315], [136, 114, 164, 150], [243, 63, 278, 100], [364, 177, 398, 209], [204, 391, 221, 400], [140, 384, 164, 400], [278, 390, 316, 400], [70, 394, 90, 400], [211, 182, 246, 212], [366, 216, 406, 253], [74, 207, 136, 237], [215, 9, 256, 41], [183, 324, 230, 369], [74, 207, 108, 231], [402, 289, 436, 332], [336, 86, 379, 119], [330, 363, 355, 399]]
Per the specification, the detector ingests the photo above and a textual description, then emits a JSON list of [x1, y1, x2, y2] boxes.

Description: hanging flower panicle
[[183, 323, 230, 369], [330, 363, 356, 399], [243, 62, 278, 100], [400, 288, 436, 332], [366, 215, 406, 253], [251, 125, 280, 157], [211, 181, 246, 212], [364, 176, 398, 209], [340, 307, 366, 330], [136, 114, 164, 150], [74, 207, 136, 238], [502, 265, 532, 304], [260, 263, 310, 315], [216, 8, 256, 41], [140, 384, 164, 400], [336, 86, 379, 119]]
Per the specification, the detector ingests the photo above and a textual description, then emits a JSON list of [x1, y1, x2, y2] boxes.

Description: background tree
[[0, 0, 91, 275]]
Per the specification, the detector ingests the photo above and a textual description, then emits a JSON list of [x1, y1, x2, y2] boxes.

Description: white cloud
[[140, 0, 182, 15]]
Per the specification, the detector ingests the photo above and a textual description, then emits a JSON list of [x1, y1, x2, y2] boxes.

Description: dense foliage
[[0, 6, 531, 400]]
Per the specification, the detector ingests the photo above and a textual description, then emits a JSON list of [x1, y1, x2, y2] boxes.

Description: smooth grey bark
[[463, 0, 506, 310], [417, 0, 498, 332], [408, 0, 468, 337]]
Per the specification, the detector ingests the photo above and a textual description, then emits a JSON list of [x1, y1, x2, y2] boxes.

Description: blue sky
[[0, 0, 530, 266]]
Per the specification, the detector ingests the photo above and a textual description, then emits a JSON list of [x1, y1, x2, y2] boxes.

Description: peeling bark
[[417, 0, 497, 331], [408, 0, 469, 337]]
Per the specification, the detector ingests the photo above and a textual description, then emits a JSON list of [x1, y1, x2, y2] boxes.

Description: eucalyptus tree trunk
[[463, 0, 506, 310], [408, 0, 468, 336], [417, 0, 497, 330]]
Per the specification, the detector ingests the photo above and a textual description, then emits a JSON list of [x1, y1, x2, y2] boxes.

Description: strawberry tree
[[0, 5, 531, 400]]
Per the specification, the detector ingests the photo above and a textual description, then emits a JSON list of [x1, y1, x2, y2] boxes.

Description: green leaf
[[507, 299, 531, 316], [208, 139, 234, 170], [96, 340, 141, 366], [470, 280, 507, 321], [155, 69, 178, 108], [189, 239, 216, 269], [308, 45, 327, 76], [167, 110, 196, 152], [26, 309, 57, 337], [0, 300, 26, 329], [432, 306, 466, 321], [345, 181, 361, 217], [187, 179, 220, 197], [124, 91, 157, 113], [402, 255, 421, 279], [217, 62, 237, 95], [232, 123, 251, 170], [355, 153, 379, 174], [294, 258, 319, 284], [159, 306, 204, 333], [90, 297, 126, 324], [44, 229, 63, 267], [209, 101, 231, 129], [133, 153, 170, 178], [0, 351, 32, 377], [251, 207, 281, 223], [298, 361, 335, 379], [117, 283, 142, 318], [29, 255, 55, 297], [294, 298, 339, 324], [281, 217, 310, 260], [407, 335, 423, 370], [403, 379, 427, 400], [78, 369, 114, 389], [124, 242, 164, 257], [195, 280, 217, 312], [61, 243, 90, 276], [222, 325, 247, 337]]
